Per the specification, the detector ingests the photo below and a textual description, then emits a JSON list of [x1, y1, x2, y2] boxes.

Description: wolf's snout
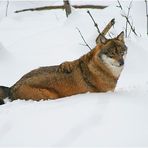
[[119, 59, 124, 66]]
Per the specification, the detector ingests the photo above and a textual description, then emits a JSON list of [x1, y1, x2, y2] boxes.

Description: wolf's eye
[[108, 52, 114, 58], [120, 51, 124, 56], [124, 50, 127, 54], [120, 50, 127, 56]]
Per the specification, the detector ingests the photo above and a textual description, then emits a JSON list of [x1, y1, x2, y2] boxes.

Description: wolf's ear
[[97, 34, 107, 44], [117, 31, 124, 42]]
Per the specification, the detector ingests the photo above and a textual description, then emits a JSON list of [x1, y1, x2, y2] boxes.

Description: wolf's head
[[96, 32, 127, 77]]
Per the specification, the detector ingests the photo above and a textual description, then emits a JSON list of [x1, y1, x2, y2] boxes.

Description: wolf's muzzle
[[119, 59, 124, 66]]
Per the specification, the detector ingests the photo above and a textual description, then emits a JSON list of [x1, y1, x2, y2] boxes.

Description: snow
[[0, 0, 148, 147]]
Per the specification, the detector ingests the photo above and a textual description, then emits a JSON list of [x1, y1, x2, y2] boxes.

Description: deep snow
[[0, 0, 148, 147]]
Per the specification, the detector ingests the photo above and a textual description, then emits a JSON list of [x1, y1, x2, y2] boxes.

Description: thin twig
[[87, 10, 101, 33], [121, 14, 138, 36], [117, 0, 137, 37], [145, 0, 148, 35], [125, 1, 133, 37], [128, 20, 133, 37], [79, 43, 87, 46], [76, 27, 91, 50], [117, 0, 123, 10], [109, 32, 115, 38], [108, 32, 113, 38], [5, 0, 9, 16]]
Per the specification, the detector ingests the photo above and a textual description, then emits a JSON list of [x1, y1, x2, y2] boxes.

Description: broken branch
[[96, 18, 115, 44]]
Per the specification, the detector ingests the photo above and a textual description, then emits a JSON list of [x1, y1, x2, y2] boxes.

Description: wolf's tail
[[0, 86, 10, 105]]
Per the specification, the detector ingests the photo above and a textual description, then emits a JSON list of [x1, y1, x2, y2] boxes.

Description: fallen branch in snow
[[15, 6, 65, 13], [72, 5, 107, 9], [15, 5, 107, 13], [87, 10, 101, 34], [145, 0, 148, 35], [96, 18, 115, 44], [76, 27, 92, 50]]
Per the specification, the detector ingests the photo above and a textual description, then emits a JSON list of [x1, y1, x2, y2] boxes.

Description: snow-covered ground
[[0, 0, 148, 147]]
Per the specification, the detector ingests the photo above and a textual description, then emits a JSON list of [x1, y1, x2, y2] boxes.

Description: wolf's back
[[0, 86, 10, 105]]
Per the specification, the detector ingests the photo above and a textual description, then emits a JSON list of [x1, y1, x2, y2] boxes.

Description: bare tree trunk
[[63, 0, 71, 17]]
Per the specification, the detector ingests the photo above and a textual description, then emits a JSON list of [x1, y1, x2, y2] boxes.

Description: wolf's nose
[[119, 59, 124, 66]]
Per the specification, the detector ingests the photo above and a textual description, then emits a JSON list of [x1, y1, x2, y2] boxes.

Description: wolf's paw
[[57, 61, 73, 73]]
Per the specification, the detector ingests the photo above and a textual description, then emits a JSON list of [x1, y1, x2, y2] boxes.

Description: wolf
[[0, 32, 127, 105]]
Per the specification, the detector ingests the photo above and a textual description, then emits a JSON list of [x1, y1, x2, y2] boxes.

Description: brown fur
[[0, 32, 127, 102]]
